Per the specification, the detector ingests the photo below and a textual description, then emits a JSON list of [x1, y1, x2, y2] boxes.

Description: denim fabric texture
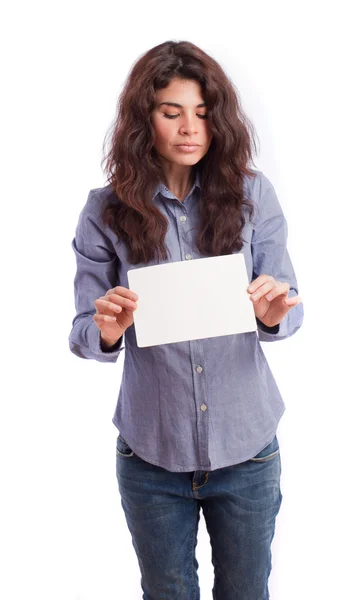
[[116, 433, 282, 600]]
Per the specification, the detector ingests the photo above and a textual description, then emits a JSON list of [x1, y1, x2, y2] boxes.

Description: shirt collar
[[152, 168, 201, 201]]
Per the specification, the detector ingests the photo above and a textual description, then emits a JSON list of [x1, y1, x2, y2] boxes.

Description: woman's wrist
[[100, 331, 124, 350]]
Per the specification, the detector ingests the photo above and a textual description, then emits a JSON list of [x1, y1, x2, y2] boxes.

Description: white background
[[1, 1, 361, 599]]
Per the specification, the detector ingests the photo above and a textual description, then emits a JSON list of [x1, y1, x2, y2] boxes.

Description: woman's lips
[[175, 145, 200, 152]]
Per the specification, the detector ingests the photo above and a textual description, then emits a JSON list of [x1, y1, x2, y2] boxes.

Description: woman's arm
[[251, 174, 304, 342], [68, 189, 125, 362]]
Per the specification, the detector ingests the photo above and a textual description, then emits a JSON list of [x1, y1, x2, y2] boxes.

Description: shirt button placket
[[177, 211, 191, 260], [195, 365, 207, 411]]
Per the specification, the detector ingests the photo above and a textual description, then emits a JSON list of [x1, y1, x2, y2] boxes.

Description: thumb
[[284, 296, 303, 305]]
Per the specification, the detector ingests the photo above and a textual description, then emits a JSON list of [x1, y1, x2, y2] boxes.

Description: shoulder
[[81, 183, 118, 219], [78, 184, 118, 226], [76, 184, 119, 243], [242, 169, 283, 230], [243, 169, 274, 202]]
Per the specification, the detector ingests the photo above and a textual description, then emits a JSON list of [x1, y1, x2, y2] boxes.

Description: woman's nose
[[179, 116, 198, 134]]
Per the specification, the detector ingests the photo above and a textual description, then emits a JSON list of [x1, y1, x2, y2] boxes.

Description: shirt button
[[180, 216, 187, 222], [201, 404, 207, 411], [196, 365, 203, 373], [185, 254, 192, 260]]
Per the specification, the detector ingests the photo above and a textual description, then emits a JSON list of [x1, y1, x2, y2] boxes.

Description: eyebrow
[[158, 102, 207, 108]]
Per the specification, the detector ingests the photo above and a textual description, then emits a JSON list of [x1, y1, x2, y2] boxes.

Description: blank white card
[[127, 253, 257, 348]]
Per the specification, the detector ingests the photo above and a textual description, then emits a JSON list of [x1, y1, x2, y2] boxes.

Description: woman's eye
[[163, 114, 208, 120]]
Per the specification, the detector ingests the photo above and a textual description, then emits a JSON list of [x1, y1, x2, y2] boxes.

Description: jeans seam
[[190, 502, 199, 600], [192, 472, 209, 490]]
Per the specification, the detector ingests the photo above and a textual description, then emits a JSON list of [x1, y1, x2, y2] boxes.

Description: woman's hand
[[247, 275, 302, 328], [93, 286, 139, 345]]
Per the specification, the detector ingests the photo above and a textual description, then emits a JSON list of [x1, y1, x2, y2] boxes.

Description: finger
[[106, 286, 139, 301], [95, 295, 137, 313], [106, 294, 138, 310], [284, 295, 303, 305], [249, 280, 278, 301], [265, 282, 290, 301], [93, 313, 117, 325], [95, 298, 123, 314], [247, 275, 275, 293]]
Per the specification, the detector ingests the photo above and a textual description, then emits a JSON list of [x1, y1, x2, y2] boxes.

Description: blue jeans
[[116, 434, 282, 600]]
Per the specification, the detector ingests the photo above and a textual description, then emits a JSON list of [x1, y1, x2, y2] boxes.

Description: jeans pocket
[[116, 433, 134, 457], [249, 435, 280, 462]]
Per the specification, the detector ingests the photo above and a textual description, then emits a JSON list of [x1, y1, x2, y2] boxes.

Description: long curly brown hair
[[101, 40, 259, 265]]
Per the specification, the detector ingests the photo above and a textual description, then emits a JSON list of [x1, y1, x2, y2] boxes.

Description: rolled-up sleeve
[[68, 190, 125, 362], [251, 175, 304, 342]]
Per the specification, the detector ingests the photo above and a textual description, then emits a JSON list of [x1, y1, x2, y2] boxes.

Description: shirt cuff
[[256, 318, 280, 335], [99, 333, 124, 352], [87, 319, 125, 361], [256, 300, 304, 342]]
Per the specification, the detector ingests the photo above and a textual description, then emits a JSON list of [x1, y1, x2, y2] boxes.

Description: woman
[[69, 40, 303, 600]]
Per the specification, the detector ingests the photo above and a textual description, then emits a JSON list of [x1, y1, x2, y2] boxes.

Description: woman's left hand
[[247, 275, 303, 328]]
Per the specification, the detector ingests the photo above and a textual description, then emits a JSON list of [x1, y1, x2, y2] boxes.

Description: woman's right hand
[[93, 286, 139, 345]]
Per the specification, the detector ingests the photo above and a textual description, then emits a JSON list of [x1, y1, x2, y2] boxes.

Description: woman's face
[[151, 78, 213, 167]]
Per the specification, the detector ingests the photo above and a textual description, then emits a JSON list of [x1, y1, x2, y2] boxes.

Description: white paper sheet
[[127, 253, 257, 348]]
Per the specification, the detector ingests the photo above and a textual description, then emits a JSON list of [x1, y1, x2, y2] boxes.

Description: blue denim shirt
[[69, 169, 304, 472]]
